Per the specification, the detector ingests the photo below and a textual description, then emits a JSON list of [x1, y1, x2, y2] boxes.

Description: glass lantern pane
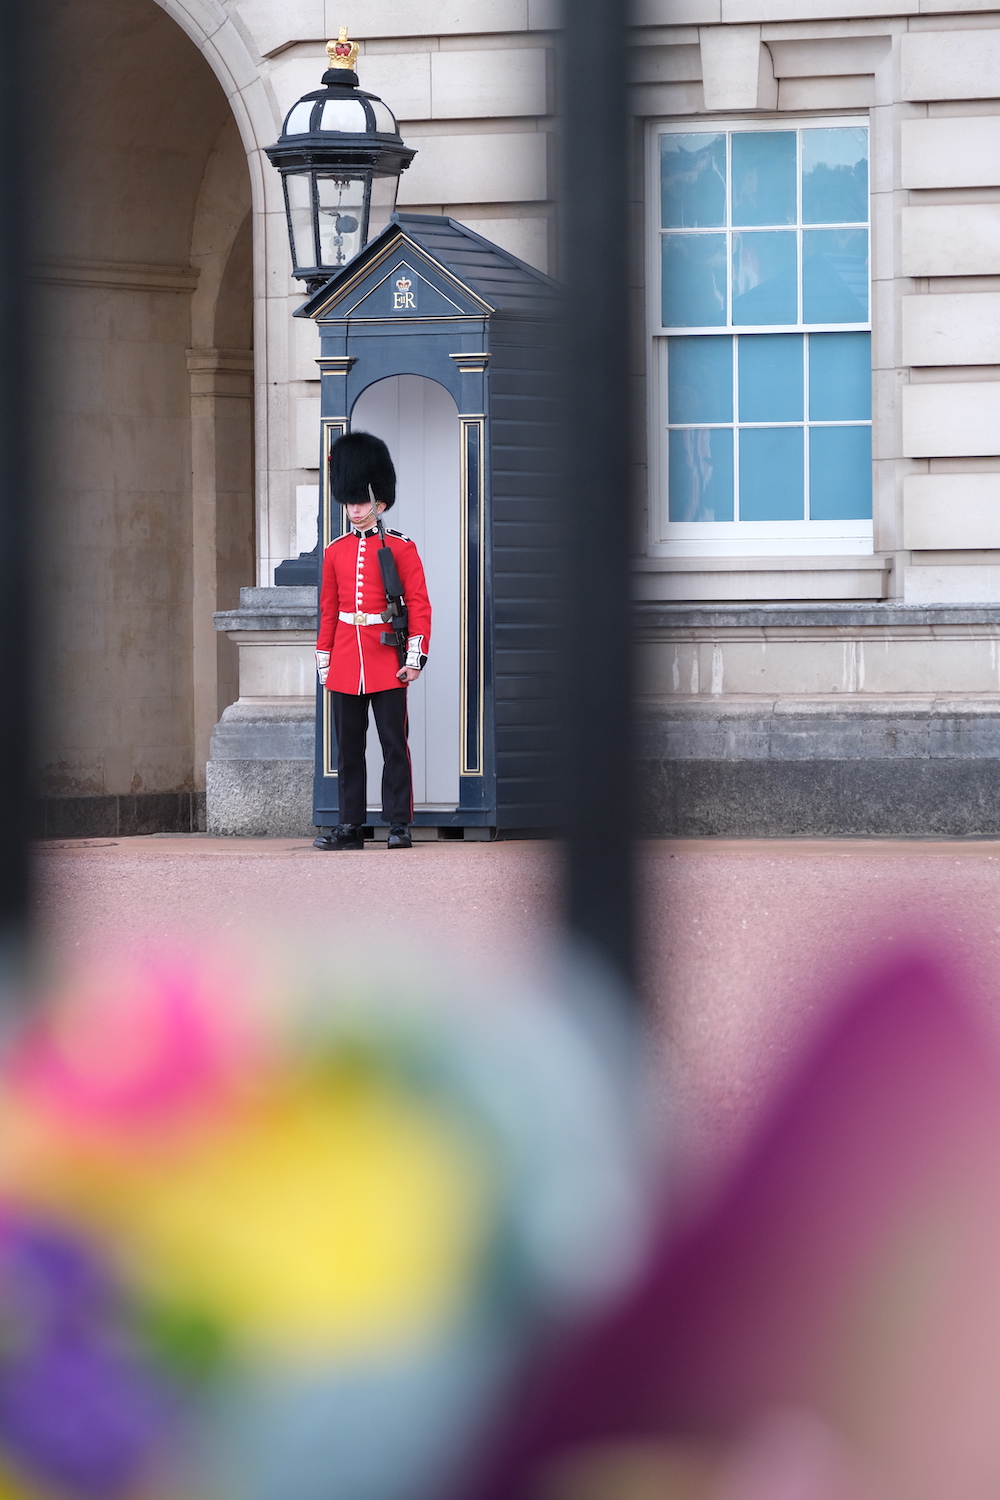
[[808, 426, 872, 518], [667, 337, 733, 424], [371, 100, 397, 134], [660, 134, 726, 228], [738, 334, 803, 422], [368, 175, 398, 242], [802, 229, 868, 322], [731, 132, 797, 226], [731, 231, 797, 325], [668, 428, 734, 521], [320, 99, 367, 133], [284, 101, 315, 135], [316, 175, 366, 268], [802, 128, 868, 224], [284, 173, 316, 270], [739, 427, 805, 520], [661, 234, 727, 327]]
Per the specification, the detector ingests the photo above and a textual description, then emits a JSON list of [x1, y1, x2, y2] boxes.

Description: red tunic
[[316, 526, 432, 695]]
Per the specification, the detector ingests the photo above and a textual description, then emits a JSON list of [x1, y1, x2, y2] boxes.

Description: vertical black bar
[[558, 0, 636, 991], [0, 0, 34, 979]]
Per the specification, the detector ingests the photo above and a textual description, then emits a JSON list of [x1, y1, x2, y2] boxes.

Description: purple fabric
[[468, 952, 1000, 1499], [0, 1221, 170, 1497]]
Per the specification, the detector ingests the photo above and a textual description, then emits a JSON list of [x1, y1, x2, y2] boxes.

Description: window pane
[[284, 173, 316, 270], [662, 234, 727, 327], [802, 229, 868, 323], [739, 428, 804, 520], [732, 231, 797, 325], [802, 128, 868, 225], [371, 100, 397, 134], [669, 428, 734, 521], [320, 99, 367, 132], [731, 131, 797, 226], [668, 337, 733, 424], [739, 335, 803, 422], [809, 333, 871, 420], [284, 101, 315, 135], [316, 175, 366, 268], [661, 133, 727, 228], [368, 174, 398, 242], [809, 426, 872, 519]]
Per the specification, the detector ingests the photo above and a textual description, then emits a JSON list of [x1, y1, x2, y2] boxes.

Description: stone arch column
[[189, 113, 255, 782], [151, 0, 298, 592], [33, 0, 259, 835]]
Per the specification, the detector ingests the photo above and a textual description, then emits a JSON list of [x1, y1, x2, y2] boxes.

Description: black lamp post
[[265, 29, 416, 293]]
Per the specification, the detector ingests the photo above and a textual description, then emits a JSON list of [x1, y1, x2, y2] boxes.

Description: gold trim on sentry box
[[449, 352, 491, 374], [459, 415, 486, 777], [323, 690, 337, 781], [321, 418, 349, 550]]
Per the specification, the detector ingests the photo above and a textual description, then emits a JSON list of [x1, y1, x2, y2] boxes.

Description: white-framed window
[[647, 117, 872, 557]]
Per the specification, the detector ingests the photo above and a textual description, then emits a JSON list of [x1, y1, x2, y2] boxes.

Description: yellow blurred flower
[[1, 1065, 497, 1365]]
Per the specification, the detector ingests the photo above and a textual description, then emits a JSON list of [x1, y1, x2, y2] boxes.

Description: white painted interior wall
[[350, 376, 462, 813]]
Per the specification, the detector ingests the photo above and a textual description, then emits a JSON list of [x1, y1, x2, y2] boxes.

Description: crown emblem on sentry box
[[395, 276, 412, 291]]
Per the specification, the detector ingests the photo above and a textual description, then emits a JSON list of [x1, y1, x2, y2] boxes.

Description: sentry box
[[297, 214, 561, 840]]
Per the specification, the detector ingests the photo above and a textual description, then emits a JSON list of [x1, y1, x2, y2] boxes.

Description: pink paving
[[31, 834, 1000, 1178]]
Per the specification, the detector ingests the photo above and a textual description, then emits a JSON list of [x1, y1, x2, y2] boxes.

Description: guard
[[313, 432, 431, 850]]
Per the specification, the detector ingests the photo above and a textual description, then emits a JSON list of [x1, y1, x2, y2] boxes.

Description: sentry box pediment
[[300, 214, 561, 839], [304, 247, 491, 322]]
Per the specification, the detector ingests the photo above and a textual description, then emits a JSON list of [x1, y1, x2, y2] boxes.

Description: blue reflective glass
[[802, 128, 868, 225], [662, 234, 727, 327], [669, 428, 734, 521], [668, 337, 733, 424], [731, 131, 797, 226], [809, 333, 871, 420], [808, 425, 872, 519], [739, 427, 804, 520], [802, 229, 868, 323], [732, 232, 797, 325], [738, 335, 803, 422], [661, 133, 727, 228]]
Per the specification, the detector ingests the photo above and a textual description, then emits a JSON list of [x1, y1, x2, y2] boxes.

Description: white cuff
[[405, 636, 426, 670]]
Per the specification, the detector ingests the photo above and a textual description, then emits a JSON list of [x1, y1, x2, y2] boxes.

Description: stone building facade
[[33, 0, 1000, 837]]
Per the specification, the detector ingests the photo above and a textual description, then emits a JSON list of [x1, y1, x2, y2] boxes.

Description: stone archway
[[33, 0, 255, 836]]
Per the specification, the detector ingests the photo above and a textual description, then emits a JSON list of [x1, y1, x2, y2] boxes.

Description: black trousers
[[330, 687, 413, 828]]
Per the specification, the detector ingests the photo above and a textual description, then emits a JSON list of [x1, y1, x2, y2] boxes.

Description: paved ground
[[31, 834, 1000, 1180]]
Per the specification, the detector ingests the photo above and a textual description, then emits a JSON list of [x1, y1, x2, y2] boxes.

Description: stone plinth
[[637, 602, 1000, 836], [207, 587, 317, 837]]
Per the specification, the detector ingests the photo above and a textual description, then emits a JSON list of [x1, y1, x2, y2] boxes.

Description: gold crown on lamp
[[327, 28, 359, 70]]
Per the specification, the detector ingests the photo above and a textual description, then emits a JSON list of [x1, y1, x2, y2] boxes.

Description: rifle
[[370, 486, 409, 669]]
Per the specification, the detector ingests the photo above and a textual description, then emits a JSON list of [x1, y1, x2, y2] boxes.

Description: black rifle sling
[[375, 513, 409, 667]]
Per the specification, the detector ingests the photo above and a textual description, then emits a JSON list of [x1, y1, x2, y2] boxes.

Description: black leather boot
[[313, 824, 365, 851], [386, 824, 412, 850]]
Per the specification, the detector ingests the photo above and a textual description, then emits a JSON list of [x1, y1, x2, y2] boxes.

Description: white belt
[[339, 610, 385, 626]]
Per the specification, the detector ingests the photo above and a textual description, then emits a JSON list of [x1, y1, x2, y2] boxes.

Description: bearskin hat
[[328, 430, 396, 509]]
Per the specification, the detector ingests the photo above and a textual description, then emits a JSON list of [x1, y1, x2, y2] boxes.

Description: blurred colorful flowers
[[0, 948, 641, 1500]]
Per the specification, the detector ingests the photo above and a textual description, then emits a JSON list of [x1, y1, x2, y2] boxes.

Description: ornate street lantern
[[265, 30, 416, 292]]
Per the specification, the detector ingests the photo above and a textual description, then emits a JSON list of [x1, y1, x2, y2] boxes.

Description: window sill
[[632, 553, 890, 603], [650, 522, 874, 557]]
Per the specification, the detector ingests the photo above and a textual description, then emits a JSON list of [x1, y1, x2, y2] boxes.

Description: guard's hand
[[397, 666, 421, 684], [315, 650, 330, 686]]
